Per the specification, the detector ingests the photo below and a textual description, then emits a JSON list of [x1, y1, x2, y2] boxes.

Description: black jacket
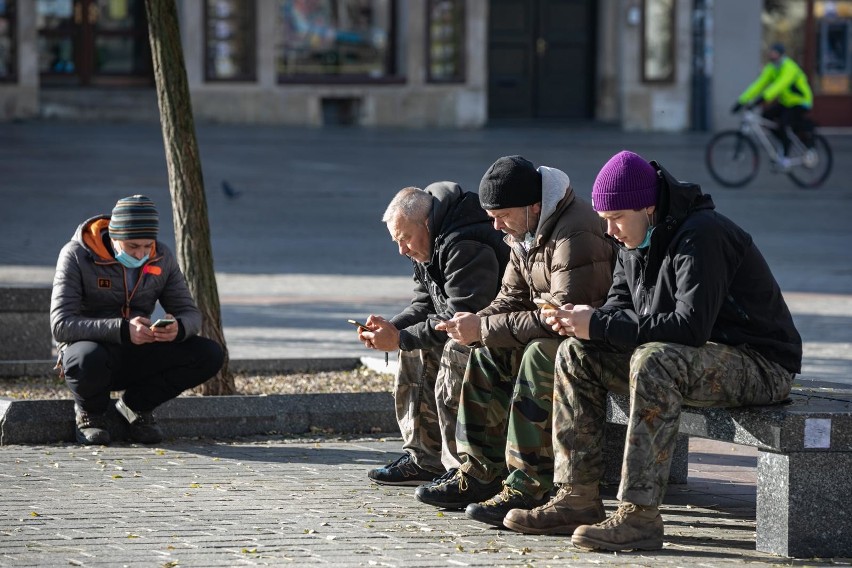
[[589, 162, 802, 373], [391, 182, 510, 351]]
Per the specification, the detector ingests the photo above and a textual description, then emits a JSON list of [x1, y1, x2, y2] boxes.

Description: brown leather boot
[[571, 502, 664, 551], [502, 483, 606, 535]]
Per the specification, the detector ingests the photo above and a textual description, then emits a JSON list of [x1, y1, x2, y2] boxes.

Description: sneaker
[[415, 468, 503, 510], [115, 398, 163, 444], [503, 484, 606, 535], [571, 502, 664, 552], [74, 405, 111, 446], [465, 484, 549, 527], [367, 454, 438, 486]]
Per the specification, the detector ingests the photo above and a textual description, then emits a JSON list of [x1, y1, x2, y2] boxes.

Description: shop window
[[277, 0, 396, 82], [815, 1, 852, 95], [205, 0, 257, 82], [427, 0, 464, 83], [0, 0, 16, 81], [641, 0, 675, 83]]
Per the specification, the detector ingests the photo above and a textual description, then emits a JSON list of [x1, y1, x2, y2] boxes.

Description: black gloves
[[746, 96, 764, 110], [730, 102, 743, 114]]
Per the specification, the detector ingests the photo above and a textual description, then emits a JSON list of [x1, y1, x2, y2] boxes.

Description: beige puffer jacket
[[478, 166, 614, 349]]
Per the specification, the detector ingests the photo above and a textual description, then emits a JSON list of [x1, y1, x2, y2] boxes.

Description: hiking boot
[[367, 454, 438, 486], [74, 405, 111, 446], [503, 484, 606, 535], [465, 484, 549, 527], [115, 397, 163, 444], [415, 468, 503, 510], [571, 502, 664, 551]]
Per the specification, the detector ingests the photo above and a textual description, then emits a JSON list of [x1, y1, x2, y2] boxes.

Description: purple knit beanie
[[591, 151, 659, 212]]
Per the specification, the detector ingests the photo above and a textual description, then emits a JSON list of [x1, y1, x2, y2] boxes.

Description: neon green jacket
[[738, 57, 813, 109]]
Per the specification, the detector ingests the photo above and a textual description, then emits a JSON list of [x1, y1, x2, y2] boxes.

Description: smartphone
[[533, 298, 557, 310], [151, 318, 176, 328], [346, 319, 369, 330], [428, 315, 447, 325]]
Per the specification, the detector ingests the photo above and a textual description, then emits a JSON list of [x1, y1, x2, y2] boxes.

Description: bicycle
[[705, 108, 833, 189]]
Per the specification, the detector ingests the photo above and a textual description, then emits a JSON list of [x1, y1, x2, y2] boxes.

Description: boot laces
[[484, 484, 521, 506], [599, 502, 642, 528], [432, 468, 463, 488]]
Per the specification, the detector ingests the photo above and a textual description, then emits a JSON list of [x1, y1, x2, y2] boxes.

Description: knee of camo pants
[[619, 342, 687, 507], [504, 338, 561, 498], [552, 338, 631, 487], [395, 347, 444, 472], [437, 339, 472, 470]]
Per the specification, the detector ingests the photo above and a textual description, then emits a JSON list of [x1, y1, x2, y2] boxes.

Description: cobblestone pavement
[[1, 436, 820, 567]]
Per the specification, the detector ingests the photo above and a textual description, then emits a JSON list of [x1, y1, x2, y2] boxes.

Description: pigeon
[[221, 180, 242, 199]]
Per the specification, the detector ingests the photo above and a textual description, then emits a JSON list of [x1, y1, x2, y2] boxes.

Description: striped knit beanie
[[591, 151, 659, 212], [108, 195, 159, 240]]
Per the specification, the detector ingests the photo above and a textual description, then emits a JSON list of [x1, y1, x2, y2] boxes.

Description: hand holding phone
[[533, 298, 557, 310], [150, 318, 176, 329], [347, 319, 369, 330]]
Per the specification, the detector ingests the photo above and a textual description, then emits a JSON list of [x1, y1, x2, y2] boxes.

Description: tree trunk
[[144, 0, 235, 395]]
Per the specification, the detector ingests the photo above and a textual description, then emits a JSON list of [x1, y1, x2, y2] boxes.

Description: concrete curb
[[0, 392, 396, 445], [0, 357, 398, 445]]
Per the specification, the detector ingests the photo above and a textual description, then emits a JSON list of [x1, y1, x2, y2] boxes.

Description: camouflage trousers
[[553, 338, 794, 507], [457, 338, 561, 498], [395, 340, 472, 473]]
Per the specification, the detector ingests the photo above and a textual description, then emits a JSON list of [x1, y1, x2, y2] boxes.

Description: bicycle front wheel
[[705, 131, 759, 188], [787, 134, 833, 189]]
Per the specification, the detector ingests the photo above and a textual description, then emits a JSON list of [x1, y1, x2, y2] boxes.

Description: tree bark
[[145, 0, 235, 395]]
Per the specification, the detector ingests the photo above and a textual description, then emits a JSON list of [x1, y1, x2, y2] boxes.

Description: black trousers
[[62, 336, 225, 413], [763, 103, 812, 154]]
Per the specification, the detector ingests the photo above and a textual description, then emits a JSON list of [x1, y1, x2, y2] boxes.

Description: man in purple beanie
[[502, 150, 802, 552]]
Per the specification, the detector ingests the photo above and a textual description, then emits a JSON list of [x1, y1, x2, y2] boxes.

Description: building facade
[[0, 1, 849, 129]]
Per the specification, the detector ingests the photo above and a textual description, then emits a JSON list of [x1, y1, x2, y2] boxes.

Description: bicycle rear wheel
[[705, 131, 759, 188], [787, 134, 833, 189]]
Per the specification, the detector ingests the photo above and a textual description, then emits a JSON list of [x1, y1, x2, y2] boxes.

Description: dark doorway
[[37, 0, 152, 87], [488, 0, 595, 120]]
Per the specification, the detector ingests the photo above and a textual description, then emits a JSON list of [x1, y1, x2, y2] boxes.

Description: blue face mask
[[114, 247, 149, 269], [636, 226, 655, 249]]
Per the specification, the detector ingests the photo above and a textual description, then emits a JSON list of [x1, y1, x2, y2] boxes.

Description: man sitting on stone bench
[[50, 195, 224, 446], [502, 150, 802, 552]]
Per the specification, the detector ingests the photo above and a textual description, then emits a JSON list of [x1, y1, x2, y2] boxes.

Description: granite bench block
[[0, 287, 53, 361], [605, 378, 852, 558], [0, 392, 396, 445]]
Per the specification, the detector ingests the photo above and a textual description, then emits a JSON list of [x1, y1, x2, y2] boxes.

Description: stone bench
[[605, 378, 852, 558], [0, 287, 53, 361]]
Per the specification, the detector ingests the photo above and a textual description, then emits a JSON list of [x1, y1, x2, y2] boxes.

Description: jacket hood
[[537, 166, 571, 230], [73, 215, 158, 262], [651, 161, 714, 225]]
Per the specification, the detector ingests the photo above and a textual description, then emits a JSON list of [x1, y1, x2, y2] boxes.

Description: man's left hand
[[436, 312, 481, 346], [150, 313, 179, 342]]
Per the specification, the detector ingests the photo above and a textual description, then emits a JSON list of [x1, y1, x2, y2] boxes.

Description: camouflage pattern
[[457, 338, 562, 498], [553, 338, 794, 507], [396, 340, 471, 473]]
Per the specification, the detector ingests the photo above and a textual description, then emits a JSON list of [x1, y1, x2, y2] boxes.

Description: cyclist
[[731, 42, 814, 166]]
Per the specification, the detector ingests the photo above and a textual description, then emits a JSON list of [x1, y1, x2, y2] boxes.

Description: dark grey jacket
[[50, 215, 202, 347], [390, 182, 510, 352]]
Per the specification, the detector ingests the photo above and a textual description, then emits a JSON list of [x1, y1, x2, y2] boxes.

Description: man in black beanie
[[415, 156, 614, 528]]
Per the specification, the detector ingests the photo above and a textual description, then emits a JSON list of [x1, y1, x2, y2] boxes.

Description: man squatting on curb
[[358, 183, 510, 484], [51, 195, 225, 446], [501, 150, 801, 551], [416, 155, 614, 527]]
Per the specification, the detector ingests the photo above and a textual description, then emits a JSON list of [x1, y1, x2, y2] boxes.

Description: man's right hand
[[358, 315, 400, 352], [129, 316, 156, 344]]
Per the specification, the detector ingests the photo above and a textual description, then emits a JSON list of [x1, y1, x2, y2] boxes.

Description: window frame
[[0, 0, 17, 83], [640, 0, 676, 84], [204, 0, 258, 83], [425, 0, 466, 84], [276, 0, 401, 85]]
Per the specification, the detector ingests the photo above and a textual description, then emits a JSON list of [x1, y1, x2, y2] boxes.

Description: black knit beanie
[[478, 155, 542, 210]]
